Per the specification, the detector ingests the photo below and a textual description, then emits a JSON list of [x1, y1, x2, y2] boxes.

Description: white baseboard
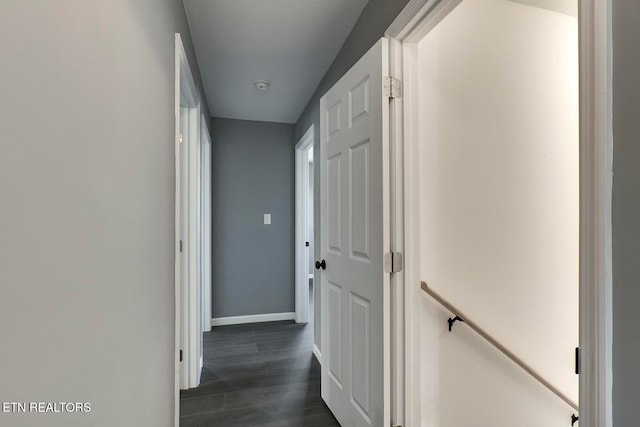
[[211, 312, 296, 327], [313, 344, 322, 364]]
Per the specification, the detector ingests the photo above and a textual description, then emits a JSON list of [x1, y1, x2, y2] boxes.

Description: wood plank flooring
[[180, 289, 339, 426]]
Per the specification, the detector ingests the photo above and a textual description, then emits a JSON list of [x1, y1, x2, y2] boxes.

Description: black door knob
[[315, 260, 326, 270]]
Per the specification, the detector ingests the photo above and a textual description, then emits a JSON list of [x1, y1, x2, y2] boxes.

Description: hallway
[[180, 283, 338, 426]]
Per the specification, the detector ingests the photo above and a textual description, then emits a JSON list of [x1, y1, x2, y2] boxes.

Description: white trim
[[295, 125, 315, 324], [173, 33, 181, 427], [385, 0, 433, 39], [381, 38, 393, 427], [174, 33, 203, 425], [386, 0, 462, 42], [186, 105, 201, 389], [397, 33, 423, 427], [211, 312, 296, 327], [578, 0, 613, 426], [388, 36, 406, 427], [200, 117, 212, 334], [387, 0, 612, 425], [313, 345, 322, 364]]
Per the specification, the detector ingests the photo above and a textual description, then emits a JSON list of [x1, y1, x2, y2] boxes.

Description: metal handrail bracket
[[420, 280, 579, 412]]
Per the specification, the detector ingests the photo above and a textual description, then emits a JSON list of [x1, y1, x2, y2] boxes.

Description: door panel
[[328, 281, 343, 386], [350, 140, 370, 261], [320, 38, 389, 427], [350, 291, 371, 420], [328, 154, 343, 254]]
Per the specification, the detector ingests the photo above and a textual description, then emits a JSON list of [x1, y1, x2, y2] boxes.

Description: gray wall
[[0, 1, 209, 426], [211, 118, 295, 318], [612, 1, 640, 425], [295, 0, 410, 352]]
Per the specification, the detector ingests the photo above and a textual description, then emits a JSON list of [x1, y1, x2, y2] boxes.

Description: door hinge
[[179, 240, 183, 253], [179, 349, 183, 362], [384, 252, 403, 273], [384, 76, 402, 99], [179, 133, 183, 144], [575, 347, 580, 375]]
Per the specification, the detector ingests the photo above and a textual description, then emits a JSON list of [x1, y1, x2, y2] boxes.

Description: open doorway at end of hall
[[295, 124, 318, 353], [307, 146, 315, 331]]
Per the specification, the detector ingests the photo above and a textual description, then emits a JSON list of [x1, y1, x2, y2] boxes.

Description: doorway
[[416, 0, 579, 423], [174, 33, 212, 424], [295, 124, 315, 329]]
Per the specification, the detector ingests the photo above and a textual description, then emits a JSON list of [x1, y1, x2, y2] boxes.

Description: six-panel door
[[320, 38, 389, 427]]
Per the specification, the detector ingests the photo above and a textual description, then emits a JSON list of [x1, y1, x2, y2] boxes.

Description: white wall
[[416, 0, 578, 424], [0, 1, 209, 426]]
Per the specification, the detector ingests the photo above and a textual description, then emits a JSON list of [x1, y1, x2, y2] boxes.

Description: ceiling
[[184, 0, 369, 124]]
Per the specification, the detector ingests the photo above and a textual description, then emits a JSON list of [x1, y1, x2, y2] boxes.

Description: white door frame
[[200, 117, 212, 334], [295, 124, 314, 324], [385, 1, 612, 426], [180, 104, 202, 389], [174, 32, 204, 425]]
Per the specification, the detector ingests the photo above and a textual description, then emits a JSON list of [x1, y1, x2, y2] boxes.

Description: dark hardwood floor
[[180, 284, 339, 426]]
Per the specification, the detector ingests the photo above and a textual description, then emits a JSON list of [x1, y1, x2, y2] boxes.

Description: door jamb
[[185, 104, 202, 390], [387, 37, 406, 427], [174, 32, 203, 426], [576, 0, 613, 425], [385, 1, 613, 426], [295, 125, 315, 324], [200, 116, 212, 334]]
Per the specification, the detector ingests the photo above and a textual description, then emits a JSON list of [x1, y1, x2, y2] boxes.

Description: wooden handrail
[[420, 281, 579, 411]]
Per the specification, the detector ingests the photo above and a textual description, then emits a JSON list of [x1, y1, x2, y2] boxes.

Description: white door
[[320, 38, 390, 427]]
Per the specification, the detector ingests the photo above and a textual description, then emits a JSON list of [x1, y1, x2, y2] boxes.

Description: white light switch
[[264, 214, 271, 225]]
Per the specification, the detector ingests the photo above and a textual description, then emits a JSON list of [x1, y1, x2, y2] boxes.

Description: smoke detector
[[254, 80, 271, 90]]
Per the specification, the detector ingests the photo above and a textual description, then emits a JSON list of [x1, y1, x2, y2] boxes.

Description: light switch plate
[[264, 214, 271, 225]]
